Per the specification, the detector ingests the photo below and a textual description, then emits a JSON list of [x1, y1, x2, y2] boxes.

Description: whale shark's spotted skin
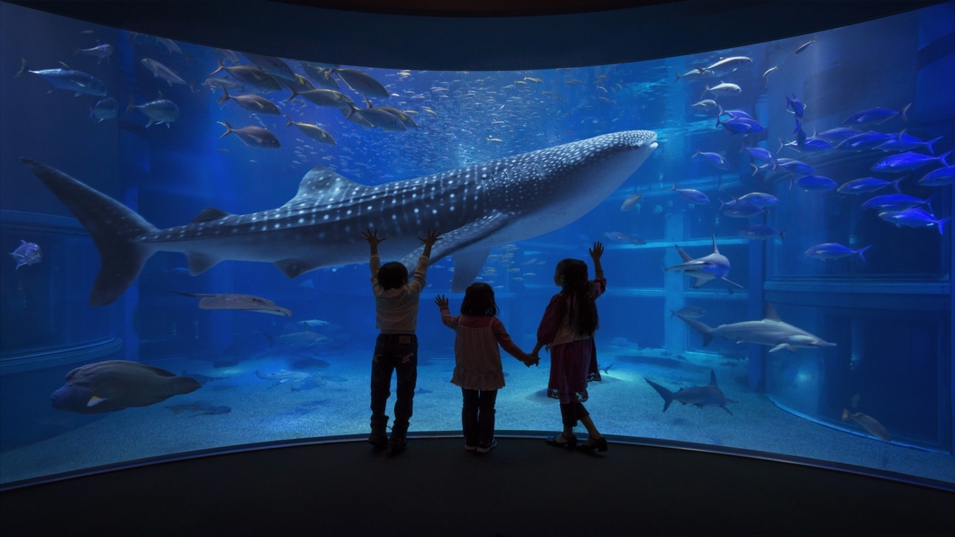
[[21, 130, 657, 306]]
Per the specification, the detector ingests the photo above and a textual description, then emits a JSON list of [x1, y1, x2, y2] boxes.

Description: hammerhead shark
[[645, 370, 737, 415], [676, 303, 836, 353], [665, 235, 743, 289], [20, 130, 657, 306]]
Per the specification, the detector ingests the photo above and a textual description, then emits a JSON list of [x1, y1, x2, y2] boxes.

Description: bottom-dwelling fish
[[50, 360, 201, 414], [645, 370, 737, 415], [842, 409, 890, 441]]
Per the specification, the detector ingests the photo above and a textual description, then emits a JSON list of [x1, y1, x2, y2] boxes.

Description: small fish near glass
[[10, 240, 42, 269]]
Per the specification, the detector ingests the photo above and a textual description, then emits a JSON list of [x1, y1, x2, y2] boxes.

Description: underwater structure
[[0, 0, 953, 534]]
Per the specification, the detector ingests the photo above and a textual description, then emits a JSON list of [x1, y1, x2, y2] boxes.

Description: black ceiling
[[5, 0, 946, 69]]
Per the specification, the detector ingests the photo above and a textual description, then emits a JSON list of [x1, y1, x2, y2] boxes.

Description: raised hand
[[418, 229, 441, 257], [434, 294, 449, 308], [588, 241, 604, 260], [361, 228, 386, 246]]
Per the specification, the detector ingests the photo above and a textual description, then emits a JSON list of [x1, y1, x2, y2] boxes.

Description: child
[[362, 227, 441, 453], [435, 284, 535, 453], [531, 242, 608, 452]]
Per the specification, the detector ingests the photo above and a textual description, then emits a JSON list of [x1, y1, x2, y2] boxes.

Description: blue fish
[[836, 131, 896, 151], [10, 240, 42, 269], [89, 97, 118, 123], [741, 146, 776, 165], [861, 193, 932, 212], [720, 200, 765, 219], [878, 208, 950, 235], [817, 127, 861, 142], [773, 158, 814, 175], [843, 103, 910, 125], [693, 149, 730, 170], [15, 58, 107, 97], [918, 165, 954, 187], [792, 119, 807, 148], [669, 183, 710, 204], [837, 177, 903, 195], [805, 243, 871, 262], [875, 131, 943, 154], [717, 115, 764, 134], [796, 175, 837, 191], [786, 94, 806, 119], [718, 106, 754, 120], [871, 151, 951, 173], [735, 192, 779, 208], [739, 224, 786, 241]]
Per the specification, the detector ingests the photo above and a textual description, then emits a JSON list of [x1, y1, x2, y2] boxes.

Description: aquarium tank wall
[[1, 0, 952, 487]]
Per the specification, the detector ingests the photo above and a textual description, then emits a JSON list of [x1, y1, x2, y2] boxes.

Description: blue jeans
[[370, 333, 418, 434], [462, 388, 498, 446]]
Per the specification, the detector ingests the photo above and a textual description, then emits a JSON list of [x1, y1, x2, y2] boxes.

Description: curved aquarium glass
[[1, 1, 952, 487]]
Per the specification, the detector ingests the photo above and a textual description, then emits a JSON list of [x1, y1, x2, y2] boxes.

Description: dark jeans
[[370, 333, 418, 434], [462, 388, 498, 446]]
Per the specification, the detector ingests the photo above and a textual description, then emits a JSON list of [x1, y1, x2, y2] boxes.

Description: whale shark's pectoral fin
[[769, 343, 792, 353], [187, 252, 223, 275], [274, 259, 320, 279], [87, 395, 108, 407], [450, 246, 492, 293], [399, 212, 511, 292]]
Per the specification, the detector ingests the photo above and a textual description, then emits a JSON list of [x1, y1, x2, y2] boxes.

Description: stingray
[[175, 292, 292, 316]]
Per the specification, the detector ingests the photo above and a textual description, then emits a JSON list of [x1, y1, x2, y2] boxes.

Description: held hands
[[524, 353, 540, 368], [588, 241, 604, 261], [434, 294, 449, 309]]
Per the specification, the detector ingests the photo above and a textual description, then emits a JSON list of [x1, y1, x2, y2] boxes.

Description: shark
[[665, 235, 743, 289], [645, 370, 737, 415], [675, 303, 836, 353], [20, 130, 657, 306]]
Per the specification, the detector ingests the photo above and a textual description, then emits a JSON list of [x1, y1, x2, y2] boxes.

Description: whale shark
[[675, 303, 836, 353], [20, 130, 657, 306], [665, 234, 743, 289]]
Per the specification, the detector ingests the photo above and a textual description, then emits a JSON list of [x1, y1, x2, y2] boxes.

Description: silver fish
[[665, 235, 742, 289], [10, 240, 42, 269], [141, 58, 187, 86], [645, 370, 737, 415], [125, 93, 179, 128], [16, 58, 106, 97]]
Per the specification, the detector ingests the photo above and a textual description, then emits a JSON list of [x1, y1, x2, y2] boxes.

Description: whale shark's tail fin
[[675, 313, 715, 346], [20, 158, 159, 306], [645, 379, 675, 412]]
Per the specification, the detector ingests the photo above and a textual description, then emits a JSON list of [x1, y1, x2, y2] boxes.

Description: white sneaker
[[464, 443, 477, 451]]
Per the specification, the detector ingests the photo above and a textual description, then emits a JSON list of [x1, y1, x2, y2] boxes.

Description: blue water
[[0, 2, 953, 486]]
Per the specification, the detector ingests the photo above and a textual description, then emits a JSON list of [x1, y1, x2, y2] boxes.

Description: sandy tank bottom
[[1, 344, 952, 485]]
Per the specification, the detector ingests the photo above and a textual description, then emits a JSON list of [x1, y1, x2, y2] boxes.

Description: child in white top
[[363, 227, 440, 453], [436, 283, 535, 453]]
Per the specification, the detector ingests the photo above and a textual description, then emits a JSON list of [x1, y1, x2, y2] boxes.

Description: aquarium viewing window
[[0, 0, 952, 489]]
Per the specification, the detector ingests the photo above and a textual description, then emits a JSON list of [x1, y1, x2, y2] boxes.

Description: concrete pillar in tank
[[663, 57, 688, 354], [119, 131, 149, 362], [664, 213, 686, 354]]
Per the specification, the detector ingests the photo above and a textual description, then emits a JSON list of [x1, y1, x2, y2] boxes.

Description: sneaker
[[464, 443, 478, 451], [476, 439, 497, 453]]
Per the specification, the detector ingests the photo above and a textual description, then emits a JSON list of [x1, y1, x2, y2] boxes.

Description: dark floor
[[2, 435, 953, 537]]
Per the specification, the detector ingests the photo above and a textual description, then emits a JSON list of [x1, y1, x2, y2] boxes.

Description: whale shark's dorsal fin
[[283, 166, 366, 207], [709, 369, 717, 386], [764, 303, 782, 322], [190, 207, 233, 224], [711, 234, 719, 254]]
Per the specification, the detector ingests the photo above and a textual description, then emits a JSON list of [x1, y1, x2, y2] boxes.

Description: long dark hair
[[460, 282, 499, 316], [556, 258, 598, 336]]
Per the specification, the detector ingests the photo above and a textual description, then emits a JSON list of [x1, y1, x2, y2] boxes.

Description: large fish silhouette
[[20, 130, 657, 306]]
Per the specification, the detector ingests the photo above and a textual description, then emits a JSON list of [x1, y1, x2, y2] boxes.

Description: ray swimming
[[20, 130, 657, 306]]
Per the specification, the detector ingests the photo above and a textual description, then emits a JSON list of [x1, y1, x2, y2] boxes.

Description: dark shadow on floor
[[2, 436, 952, 536]]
